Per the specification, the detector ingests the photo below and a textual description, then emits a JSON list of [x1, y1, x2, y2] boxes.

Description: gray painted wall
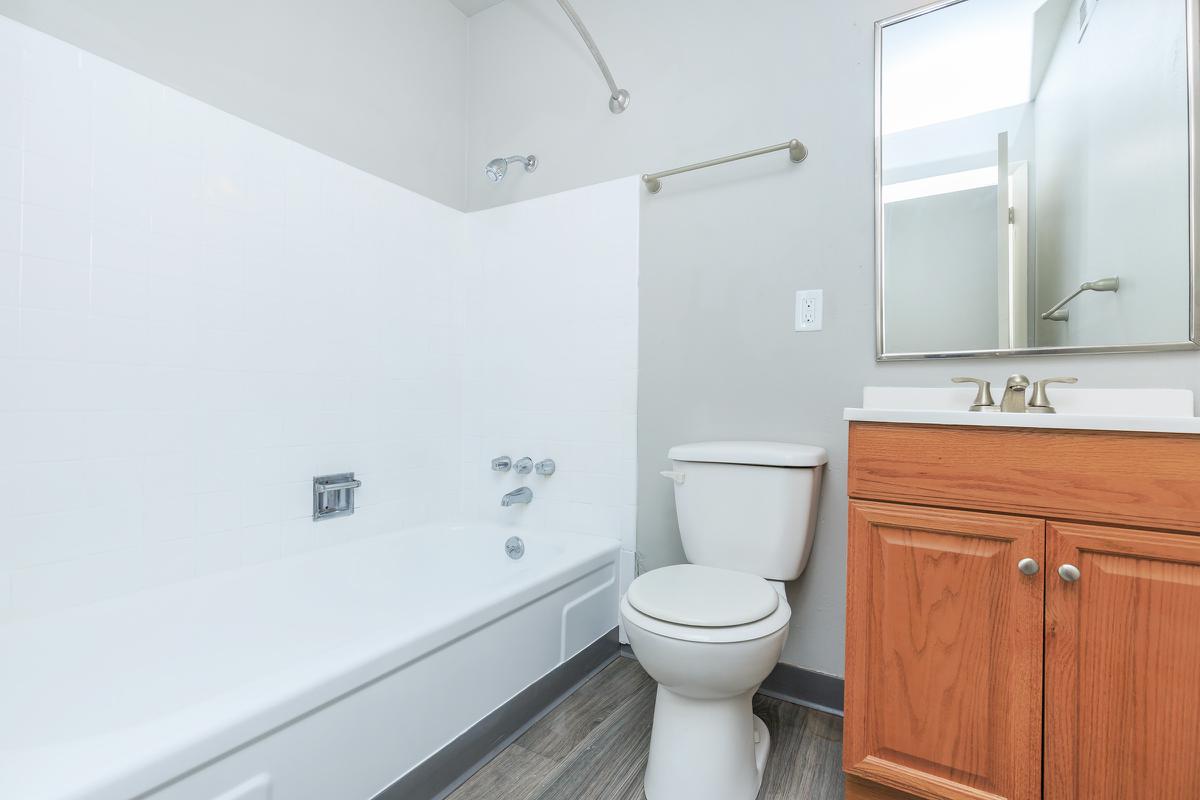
[[466, 0, 1200, 677], [0, 0, 470, 209]]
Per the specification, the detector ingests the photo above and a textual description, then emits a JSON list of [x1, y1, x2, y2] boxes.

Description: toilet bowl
[[620, 568, 791, 800], [623, 441, 826, 800]]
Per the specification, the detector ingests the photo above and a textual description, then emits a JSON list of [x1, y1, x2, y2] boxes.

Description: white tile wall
[[459, 178, 640, 582], [0, 17, 641, 622], [0, 18, 464, 619]]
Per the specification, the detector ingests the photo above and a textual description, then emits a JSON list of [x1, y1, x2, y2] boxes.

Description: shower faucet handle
[[535, 459, 556, 476], [491, 456, 512, 472], [514, 457, 534, 475]]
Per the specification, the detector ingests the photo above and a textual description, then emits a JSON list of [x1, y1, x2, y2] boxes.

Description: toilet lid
[[626, 565, 780, 627]]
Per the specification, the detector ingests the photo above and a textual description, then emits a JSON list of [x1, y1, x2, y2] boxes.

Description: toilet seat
[[627, 564, 780, 627], [621, 596, 791, 644], [620, 582, 792, 645]]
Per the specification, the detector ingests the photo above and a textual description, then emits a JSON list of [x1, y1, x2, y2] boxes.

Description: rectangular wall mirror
[[875, 0, 1200, 360]]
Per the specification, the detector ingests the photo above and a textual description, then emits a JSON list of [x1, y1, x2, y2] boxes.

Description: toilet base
[[642, 685, 770, 800]]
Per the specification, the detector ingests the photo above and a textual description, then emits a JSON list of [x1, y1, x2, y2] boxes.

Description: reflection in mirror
[[876, 0, 1197, 358]]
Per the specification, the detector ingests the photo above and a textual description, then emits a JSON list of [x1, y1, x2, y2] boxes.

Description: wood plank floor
[[447, 656, 845, 800]]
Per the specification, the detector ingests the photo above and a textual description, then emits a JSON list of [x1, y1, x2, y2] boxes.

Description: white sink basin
[[845, 387, 1200, 434]]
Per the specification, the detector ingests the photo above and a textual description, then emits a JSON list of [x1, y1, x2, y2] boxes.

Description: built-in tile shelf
[[845, 387, 1200, 434]]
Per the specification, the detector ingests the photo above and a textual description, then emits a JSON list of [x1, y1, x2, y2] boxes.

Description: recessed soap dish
[[313, 473, 361, 521]]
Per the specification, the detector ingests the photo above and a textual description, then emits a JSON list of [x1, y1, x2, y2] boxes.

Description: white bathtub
[[0, 523, 619, 800]]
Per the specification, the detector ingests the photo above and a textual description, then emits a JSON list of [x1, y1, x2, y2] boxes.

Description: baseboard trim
[[758, 661, 845, 717], [374, 628, 622, 800], [619, 646, 844, 717]]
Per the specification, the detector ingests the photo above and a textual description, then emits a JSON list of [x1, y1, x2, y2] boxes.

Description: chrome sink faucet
[[952, 377, 997, 412], [1028, 377, 1078, 414], [952, 375, 1077, 413], [1000, 374, 1031, 413], [501, 487, 533, 507]]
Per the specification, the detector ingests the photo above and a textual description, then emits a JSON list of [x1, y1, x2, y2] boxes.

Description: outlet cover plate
[[795, 290, 823, 332]]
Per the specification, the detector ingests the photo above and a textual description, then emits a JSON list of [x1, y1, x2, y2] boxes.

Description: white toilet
[[620, 441, 826, 800]]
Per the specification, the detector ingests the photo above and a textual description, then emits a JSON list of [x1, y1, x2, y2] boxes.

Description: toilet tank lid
[[668, 441, 828, 468]]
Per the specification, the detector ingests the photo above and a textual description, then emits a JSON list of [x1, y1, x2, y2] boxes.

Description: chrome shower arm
[[556, 0, 629, 113]]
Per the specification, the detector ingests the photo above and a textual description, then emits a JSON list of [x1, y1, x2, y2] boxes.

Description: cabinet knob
[[1017, 558, 1039, 576], [1058, 564, 1082, 583]]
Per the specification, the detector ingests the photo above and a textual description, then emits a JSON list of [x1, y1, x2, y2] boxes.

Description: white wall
[[882, 103, 1034, 184], [0, 16, 643, 622], [1034, 0, 1191, 347], [466, 0, 1200, 678], [458, 177, 640, 601], [884, 186, 1000, 353], [0, 19, 464, 620], [0, 0, 470, 210]]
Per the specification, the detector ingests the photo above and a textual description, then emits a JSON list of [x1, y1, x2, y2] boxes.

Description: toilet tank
[[666, 442, 827, 581]]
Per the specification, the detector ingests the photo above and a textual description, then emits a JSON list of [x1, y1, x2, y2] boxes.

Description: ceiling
[[880, 0, 1060, 135], [447, 0, 508, 16]]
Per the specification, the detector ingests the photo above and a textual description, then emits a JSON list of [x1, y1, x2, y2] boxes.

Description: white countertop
[[844, 387, 1200, 435]]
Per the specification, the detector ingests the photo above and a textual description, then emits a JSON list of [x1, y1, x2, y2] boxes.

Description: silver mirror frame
[[874, 0, 1200, 361]]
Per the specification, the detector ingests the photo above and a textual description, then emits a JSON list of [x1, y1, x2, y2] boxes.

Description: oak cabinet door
[[1045, 523, 1200, 800], [845, 502, 1044, 800]]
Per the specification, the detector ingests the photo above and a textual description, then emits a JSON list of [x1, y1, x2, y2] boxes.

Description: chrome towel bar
[[1041, 277, 1120, 322], [642, 139, 808, 194]]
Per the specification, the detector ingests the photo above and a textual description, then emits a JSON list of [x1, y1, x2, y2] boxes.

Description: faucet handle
[[952, 377, 996, 412], [1029, 377, 1078, 413], [491, 456, 512, 472]]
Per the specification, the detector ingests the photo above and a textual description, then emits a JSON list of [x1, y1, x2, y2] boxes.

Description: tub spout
[[501, 487, 533, 507]]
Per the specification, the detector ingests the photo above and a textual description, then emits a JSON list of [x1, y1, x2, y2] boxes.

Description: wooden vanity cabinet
[[845, 502, 1044, 800], [1043, 522, 1200, 800], [844, 422, 1200, 800]]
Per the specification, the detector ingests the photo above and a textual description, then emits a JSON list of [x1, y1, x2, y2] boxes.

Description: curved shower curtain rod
[[556, 0, 630, 114]]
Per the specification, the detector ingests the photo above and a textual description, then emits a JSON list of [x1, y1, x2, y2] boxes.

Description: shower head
[[485, 155, 538, 183]]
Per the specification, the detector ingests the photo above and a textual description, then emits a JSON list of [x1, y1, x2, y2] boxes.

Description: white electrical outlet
[[795, 290, 823, 332]]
